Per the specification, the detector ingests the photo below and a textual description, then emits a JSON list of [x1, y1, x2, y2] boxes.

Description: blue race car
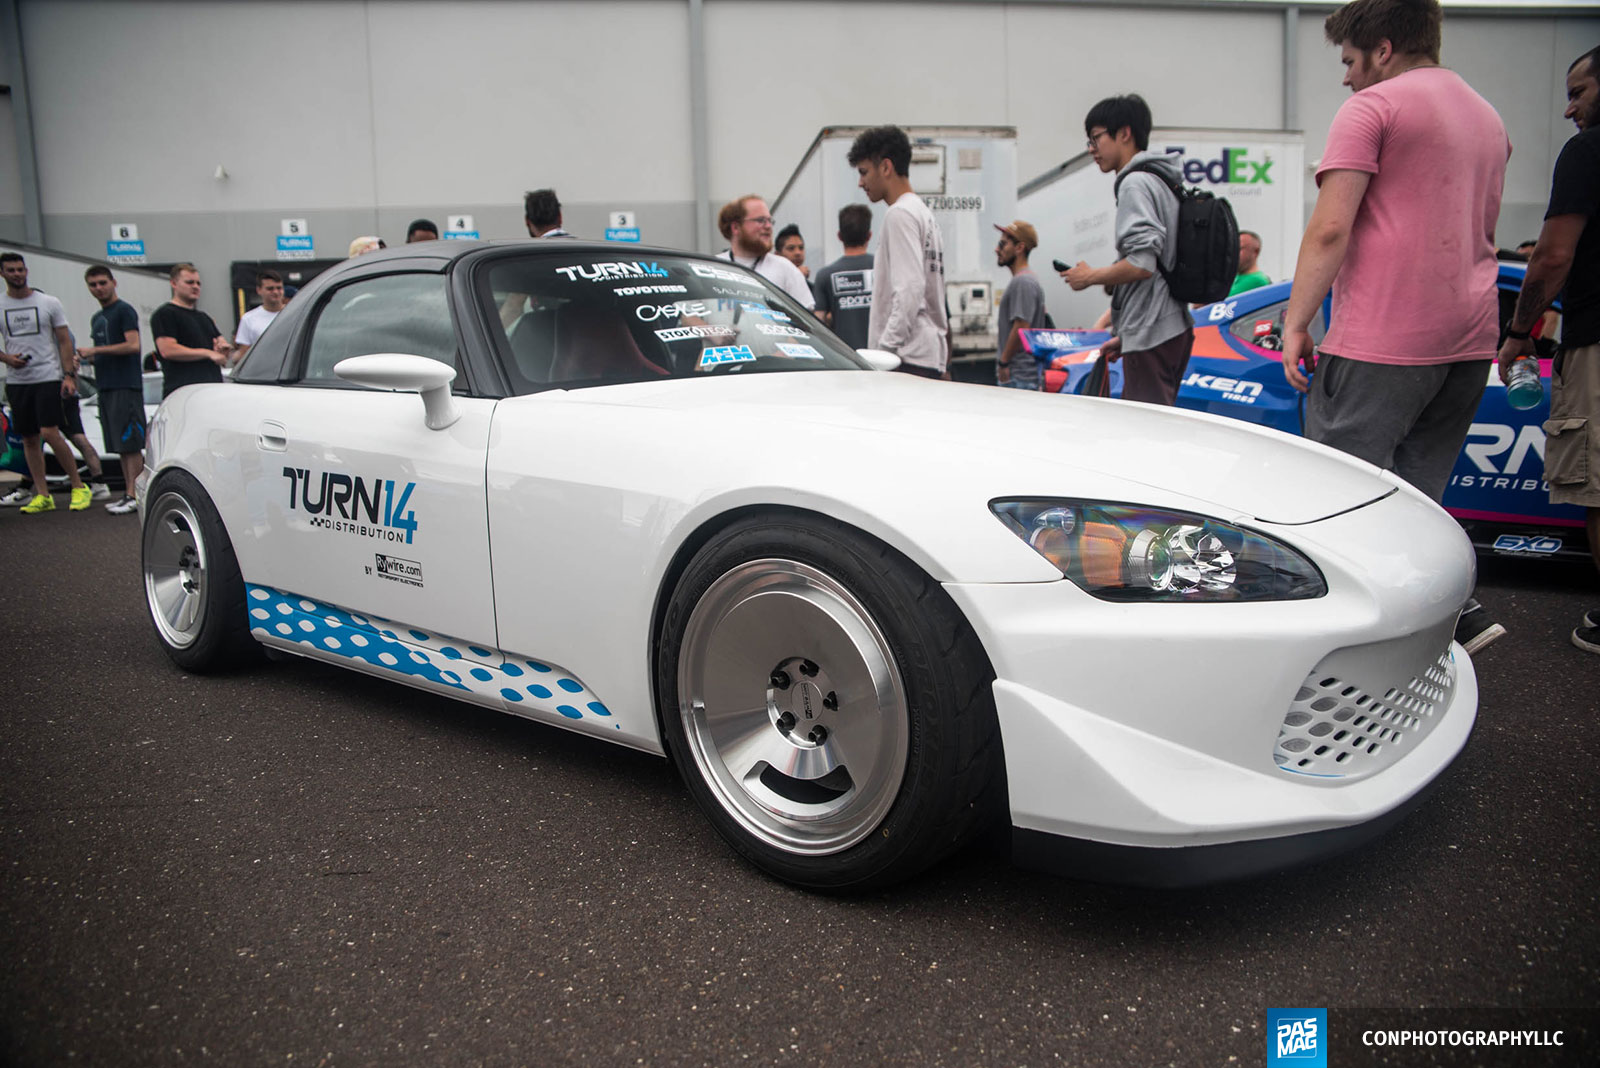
[[1024, 261, 1583, 561]]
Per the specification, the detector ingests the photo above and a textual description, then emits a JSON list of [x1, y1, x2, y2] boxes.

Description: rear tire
[[656, 513, 1005, 891], [141, 470, 260, 672]]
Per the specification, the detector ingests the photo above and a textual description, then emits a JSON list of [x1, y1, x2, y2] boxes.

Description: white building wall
[[2, 0, 1594, 328]]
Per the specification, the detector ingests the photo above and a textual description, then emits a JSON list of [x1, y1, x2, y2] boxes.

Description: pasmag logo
[[1268, 1008, 1327, 1067]]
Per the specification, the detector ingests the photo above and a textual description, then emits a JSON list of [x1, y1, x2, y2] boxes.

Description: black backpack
[[1116, 161, 1240, 306]]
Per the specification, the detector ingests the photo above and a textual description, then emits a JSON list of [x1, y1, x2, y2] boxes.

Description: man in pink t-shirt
[[1281, 0, 1510, 655]]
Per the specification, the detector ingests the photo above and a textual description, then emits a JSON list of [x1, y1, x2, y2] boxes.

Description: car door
[[249, 269, 501, 659]]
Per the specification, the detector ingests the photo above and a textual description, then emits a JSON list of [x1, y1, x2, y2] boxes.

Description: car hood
[[558, 371, 1393, 525]]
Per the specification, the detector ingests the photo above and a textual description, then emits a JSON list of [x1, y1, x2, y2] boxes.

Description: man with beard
[[993, 220, 1049, 390], [714, 195, 815, 309], [1281, 0, 1510, 655], [1498, 44, 1600, 655]]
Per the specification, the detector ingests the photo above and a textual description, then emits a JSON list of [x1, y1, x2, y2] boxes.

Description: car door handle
[[258, 421, 288, 451]]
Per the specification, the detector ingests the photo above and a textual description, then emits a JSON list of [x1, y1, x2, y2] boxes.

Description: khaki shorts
[[1546, 341, 1600, 508]]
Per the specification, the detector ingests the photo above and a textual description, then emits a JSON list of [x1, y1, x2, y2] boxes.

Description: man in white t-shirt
[[232, 269, 285, 366], [0, 252, 90, 513], [848, 126, 949, 377], [714, 195, 816, 309]]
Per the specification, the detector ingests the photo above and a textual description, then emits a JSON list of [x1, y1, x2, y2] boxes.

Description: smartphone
[[1052, 259, 1069, 273]]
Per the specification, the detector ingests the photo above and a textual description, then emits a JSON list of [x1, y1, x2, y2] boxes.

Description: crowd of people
[[1, 0, 1593, 656]]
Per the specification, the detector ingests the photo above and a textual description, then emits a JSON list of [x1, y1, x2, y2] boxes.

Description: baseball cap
[[995, 220, 1038, 250]]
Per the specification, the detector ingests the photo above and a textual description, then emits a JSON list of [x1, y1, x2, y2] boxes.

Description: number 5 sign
[[281, 219, 309, 237]]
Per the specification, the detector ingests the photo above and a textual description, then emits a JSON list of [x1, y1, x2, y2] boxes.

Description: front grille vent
[[1273, 647, 1455, 779]]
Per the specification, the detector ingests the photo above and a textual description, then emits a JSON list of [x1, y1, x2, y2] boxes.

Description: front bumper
[[943, 488, 1479, 885]]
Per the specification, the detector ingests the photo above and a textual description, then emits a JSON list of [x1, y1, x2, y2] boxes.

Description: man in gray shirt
[[1061, 94, 1192, 404], [994, 220, 1049, 390], [812, 204, 875, 351]]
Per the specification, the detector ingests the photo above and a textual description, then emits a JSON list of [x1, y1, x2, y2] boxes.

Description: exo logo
[[1166, 146, 1274, 185], [1463, 423, 1544, 476], [1492, 534, 1562, 555]]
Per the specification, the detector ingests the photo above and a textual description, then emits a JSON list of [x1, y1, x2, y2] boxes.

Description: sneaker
[[89, 482, 112, 501], [0, 485, 33, 506], [19, 493, 54, 514], [69, 485, 92, 511], [1584, 608, 1600, 629], [105, 495, 139, 515], [1455, 599, 1506, 655], [1574, 625, 1600, 655]]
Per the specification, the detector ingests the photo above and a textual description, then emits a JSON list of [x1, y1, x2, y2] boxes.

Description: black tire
[[656, 512, 1005, 891], [141, 470, 260, 673]]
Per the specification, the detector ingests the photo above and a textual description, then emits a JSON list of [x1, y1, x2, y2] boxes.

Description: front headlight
[[991, 499, 1326, 602]]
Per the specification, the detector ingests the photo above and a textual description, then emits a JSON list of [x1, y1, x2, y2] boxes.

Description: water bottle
[[1506, 355, 1544, 410]]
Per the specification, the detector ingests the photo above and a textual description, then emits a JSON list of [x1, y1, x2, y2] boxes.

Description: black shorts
[[60, 391, 85, 436], [5, 380, 64, 437], [97, 387, 147, 456]]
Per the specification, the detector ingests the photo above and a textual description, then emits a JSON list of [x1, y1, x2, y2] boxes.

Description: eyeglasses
[[1085, 130, 1111, 149], [744, 216, 774, 226]]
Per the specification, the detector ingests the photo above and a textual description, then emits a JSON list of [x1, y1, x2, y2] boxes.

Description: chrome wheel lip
[[143, 491, 208, 650], [678, 558, 909, 856]]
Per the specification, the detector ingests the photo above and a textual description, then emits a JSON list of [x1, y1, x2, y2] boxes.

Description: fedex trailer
[[1018, 128, 1305, 330], [772, 126, 1018, 363]]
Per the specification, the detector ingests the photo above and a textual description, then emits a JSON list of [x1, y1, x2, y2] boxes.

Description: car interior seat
[[549, 303, 668, 382]]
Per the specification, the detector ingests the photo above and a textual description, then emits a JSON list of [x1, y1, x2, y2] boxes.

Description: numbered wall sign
[[107, 223, 146, 264], [277, 218, 315, 261], [606, 210, 641, 243], [444, 214, 479, 240]]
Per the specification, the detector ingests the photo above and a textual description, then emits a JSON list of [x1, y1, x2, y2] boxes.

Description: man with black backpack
[[1061, 94, 1208, 405]]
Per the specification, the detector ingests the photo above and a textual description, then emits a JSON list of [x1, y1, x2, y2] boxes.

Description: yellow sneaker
[[70, 485, 92, 511], [20, 493, 55, 514]]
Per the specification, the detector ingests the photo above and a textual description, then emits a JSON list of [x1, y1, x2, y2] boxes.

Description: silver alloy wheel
[[143, 491, 210, 649], [677, 558, 909, 855]]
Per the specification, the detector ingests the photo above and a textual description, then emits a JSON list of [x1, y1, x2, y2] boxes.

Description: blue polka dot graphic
[[246, 584, 616, 725]]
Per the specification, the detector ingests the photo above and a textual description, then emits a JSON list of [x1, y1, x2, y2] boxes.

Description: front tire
[[141, 470, 259, 672], [657, 513, 1004, 891]]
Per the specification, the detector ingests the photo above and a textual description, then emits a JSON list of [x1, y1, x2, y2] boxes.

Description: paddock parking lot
[[1, 497, 1595, 1066]]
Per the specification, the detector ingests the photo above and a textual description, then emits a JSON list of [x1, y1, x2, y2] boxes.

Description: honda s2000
[[140, 240, 1478, 890]]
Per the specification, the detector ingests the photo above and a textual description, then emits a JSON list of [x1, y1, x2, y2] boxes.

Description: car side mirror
[[856, 348, 902, 372], [334, 353, 461, 430]]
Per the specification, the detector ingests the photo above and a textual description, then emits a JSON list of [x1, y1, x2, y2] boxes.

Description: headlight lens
[[991, 499, 1326, 602]]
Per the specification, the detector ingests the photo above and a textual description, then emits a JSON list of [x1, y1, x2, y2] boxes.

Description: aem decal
[[698, 345, 756, 369], [283, 467, 418, 544]]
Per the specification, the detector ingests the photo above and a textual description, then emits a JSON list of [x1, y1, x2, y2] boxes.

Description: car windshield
[[483, 251, 866, 393]]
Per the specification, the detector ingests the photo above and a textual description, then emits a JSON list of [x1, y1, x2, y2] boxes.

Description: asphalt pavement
[[2, 491, 1596, 1067]]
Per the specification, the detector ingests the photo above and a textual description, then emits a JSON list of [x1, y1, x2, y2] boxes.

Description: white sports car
[[139, 241, 1478, 890]]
